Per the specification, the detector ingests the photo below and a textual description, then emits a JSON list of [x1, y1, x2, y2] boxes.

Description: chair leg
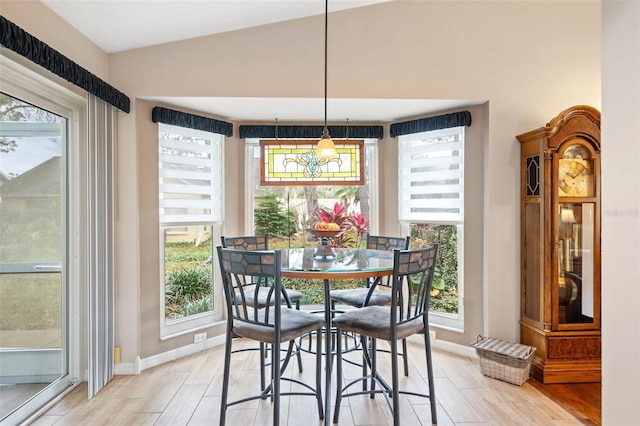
[[259, 342, 266, 393], [423, 331, 438, 424], [316, 326, 325, 420], [361, 335, 368, 391], [295, 301, 304, 373], [370, 338, 377, 398], [220, 329, 233, 426], [332, 327, 343, 424], [295, 338, 304, 373], [272, 339, 281, 426], [391, 338, 400, 426], [402, 338, 410, 376]]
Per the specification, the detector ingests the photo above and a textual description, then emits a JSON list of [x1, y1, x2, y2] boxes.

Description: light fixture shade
[[316, 134, 338, 159], [560, 208, 577, 223]]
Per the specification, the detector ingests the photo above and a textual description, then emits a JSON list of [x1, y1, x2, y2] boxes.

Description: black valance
[[0, 16, 130, 113], [152, 106, 233, 137], [389, 111, 471, 137], [239, 125, 383, 140]]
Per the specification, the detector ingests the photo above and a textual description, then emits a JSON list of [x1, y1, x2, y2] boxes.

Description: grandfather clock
[[517, 105, 601, 383]]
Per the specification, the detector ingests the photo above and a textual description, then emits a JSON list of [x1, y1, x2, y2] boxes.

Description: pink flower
[[333, 202, 346, 217], [352, 213, 368, 227]]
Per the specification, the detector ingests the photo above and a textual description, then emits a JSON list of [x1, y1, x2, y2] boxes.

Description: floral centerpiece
[[309, 202, 369, 248]]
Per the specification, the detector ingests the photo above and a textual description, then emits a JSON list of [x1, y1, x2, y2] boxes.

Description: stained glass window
[[260, 140, 364, 186]]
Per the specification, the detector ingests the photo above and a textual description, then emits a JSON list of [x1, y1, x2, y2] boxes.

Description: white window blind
[[398, 126, 464, 222], [159, 123, 222, 224]]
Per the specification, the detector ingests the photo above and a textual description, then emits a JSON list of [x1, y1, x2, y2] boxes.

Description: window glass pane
[[163, 225, 213, 321], [159, 124, 222, 224], [399, 127, 464, 222], [0, 92, 67, 420], [409, 224, 460, 314]]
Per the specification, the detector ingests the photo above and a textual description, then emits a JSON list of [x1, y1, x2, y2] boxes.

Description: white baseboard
[[405, 331, 478, 359], [114, 334, 226, 375], [115, 330, 476, 376]]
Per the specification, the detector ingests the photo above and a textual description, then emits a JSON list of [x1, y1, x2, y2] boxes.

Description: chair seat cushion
[[330, 288, 391, 307], [233, 308, 325, 343], [238, 287, 304, 308], [332, 306, 424, 341]]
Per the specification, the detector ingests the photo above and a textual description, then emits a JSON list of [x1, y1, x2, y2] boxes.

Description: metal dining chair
[[217, 247, 325, 426], [332, 244, 439, 426], [329, 235, 413, 382], [221, 235, 305, 389]]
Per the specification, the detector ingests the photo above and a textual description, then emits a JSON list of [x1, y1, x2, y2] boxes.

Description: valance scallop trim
[[0, 16, 130, 113], [239, 125, 383, 140], [389, 111, 472, 137], [152, 106, 233, 137]]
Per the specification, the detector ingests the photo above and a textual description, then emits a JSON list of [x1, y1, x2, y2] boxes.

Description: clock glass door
[[557, 202, 596, 326]]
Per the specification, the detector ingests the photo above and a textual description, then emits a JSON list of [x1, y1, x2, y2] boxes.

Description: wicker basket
[[470, 336, 536, 386]]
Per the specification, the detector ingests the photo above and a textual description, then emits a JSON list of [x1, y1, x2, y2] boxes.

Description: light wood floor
[[31, 339, 589, 425]]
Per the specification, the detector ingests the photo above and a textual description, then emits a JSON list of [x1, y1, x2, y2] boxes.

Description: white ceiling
[[41, 0, 482, 122], [42, 0, 393, 54]]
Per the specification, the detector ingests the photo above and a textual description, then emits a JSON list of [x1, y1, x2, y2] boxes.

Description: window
[[398, 126, 464, 330], [245, 138, 378, 305], [158, 123, 223, 337]]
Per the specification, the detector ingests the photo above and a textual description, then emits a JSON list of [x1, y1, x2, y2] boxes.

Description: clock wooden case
[[517, 105, 601, 383]]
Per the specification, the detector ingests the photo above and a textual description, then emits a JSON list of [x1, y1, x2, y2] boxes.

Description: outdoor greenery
[[410, 224, 459, 313], [254, 189, 297, 237], [164, 239, 213, 320]]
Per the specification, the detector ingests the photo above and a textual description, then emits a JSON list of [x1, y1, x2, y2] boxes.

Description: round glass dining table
[[280, 247, 395, 426]]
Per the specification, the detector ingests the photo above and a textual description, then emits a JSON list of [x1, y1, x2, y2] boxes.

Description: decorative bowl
[[305, 228, 345, 239]]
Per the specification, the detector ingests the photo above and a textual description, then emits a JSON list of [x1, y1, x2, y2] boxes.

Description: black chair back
[[389, 244, 438, 339], [217, 247, 289, 334], [221, 234, 268, 250], [365, 235, 410, 291], [366, 234, 410, 251]]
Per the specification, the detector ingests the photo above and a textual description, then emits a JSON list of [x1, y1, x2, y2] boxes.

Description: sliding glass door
[[0, 59, 82, 425]]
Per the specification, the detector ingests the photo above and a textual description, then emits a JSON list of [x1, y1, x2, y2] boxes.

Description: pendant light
[[315, 0, 338, 159]]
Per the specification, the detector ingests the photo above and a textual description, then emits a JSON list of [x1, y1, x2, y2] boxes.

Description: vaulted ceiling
[[40, 0, 480, 122]]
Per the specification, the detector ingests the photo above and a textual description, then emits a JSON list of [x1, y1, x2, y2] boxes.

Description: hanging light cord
[[323, 0, 329, 135]]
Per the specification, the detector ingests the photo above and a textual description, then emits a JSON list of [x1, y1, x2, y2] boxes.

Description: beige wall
[[601, 2, 640, 424], [107, 0, 600, 355]]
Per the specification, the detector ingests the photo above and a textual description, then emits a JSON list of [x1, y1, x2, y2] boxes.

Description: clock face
[[558, 158, 592, 197]]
